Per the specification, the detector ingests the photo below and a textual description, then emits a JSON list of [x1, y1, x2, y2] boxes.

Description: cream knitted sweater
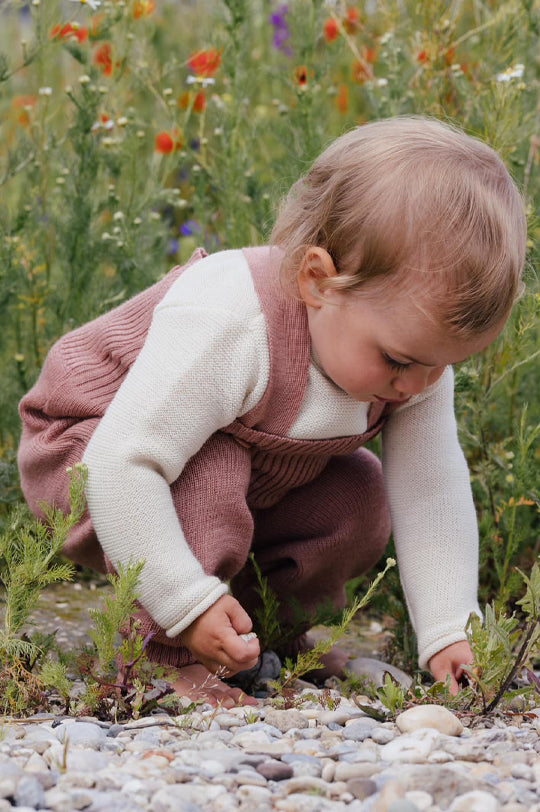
[[83, 249, 481, 669]]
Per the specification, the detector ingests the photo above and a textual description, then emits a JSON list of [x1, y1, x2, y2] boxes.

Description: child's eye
[[383, 354, 413, 372]]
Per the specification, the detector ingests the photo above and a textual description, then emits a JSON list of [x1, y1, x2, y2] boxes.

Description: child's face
[[298, 249, 503, 404]]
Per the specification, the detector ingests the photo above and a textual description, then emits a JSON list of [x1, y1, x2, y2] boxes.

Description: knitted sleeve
[[381, 366, 481, 670], [83, 297, 268, 637]]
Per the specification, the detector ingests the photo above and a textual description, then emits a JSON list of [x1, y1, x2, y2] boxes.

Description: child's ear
[[297, 247, 337, 307]]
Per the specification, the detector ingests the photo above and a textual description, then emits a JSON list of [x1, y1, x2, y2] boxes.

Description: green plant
[[0, 464, 85, 714], [271, 557, 396, 694], [374, 673, 406, 716], [458, 559, 540, 714], [77, 561, 177, 720]]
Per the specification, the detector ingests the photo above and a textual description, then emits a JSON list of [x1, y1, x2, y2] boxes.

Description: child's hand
[[181, 595, 261, 676], [428, 640, 473, 695]]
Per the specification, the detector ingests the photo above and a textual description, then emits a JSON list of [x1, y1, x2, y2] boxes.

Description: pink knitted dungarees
[[18, 247, 392, 667]]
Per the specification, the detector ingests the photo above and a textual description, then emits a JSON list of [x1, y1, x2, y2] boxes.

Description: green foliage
[[449, 560, 540, 713], [0, 465, 85, 665], [271, 558, 396, 693], [40, 659, 72, 714], [87, 559, 144, 674], [374, 673, 406, 716]]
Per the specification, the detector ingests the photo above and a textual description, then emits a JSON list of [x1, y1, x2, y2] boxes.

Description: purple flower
[[269, 4, 292, 57], [180, 219, 202, 237], [167, 238, 179, 255]]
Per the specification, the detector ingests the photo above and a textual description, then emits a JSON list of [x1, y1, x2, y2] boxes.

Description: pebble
[[0, 688, 538, 811], [396, 704, 464, 736]]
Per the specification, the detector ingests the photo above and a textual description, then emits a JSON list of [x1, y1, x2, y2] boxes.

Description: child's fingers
[[218, 629, 260, 672], [224, 596, 254, 635]]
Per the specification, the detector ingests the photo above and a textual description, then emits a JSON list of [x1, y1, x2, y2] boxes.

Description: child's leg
[[232, 448, 391, 677]]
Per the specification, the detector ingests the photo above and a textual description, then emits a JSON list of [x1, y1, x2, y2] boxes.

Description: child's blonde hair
[[271, 116, 527, 335]]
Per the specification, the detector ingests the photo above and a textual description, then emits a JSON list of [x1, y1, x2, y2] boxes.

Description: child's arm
[[381, 366, 481, 674], [83, 252, 269, 645]]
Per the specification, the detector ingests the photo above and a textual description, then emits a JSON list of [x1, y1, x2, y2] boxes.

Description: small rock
[[55, 721, 107, 747], [334, 762, 383, 781], [380, 728, 440, 763], [405, 790, 434, 811], [264, 708, 309, 732], [371, 780, 406, 812], [371, 726, 395, 744], [256, 760, 293, 781], [346, 778, 378, 800], [343, 718, 380, 741], [64, 749, 110, 772], [13, 774, 46, 809], [278, 776, 332, 797], [449, 790, 500, 812], [396, 705, 463, 736], [388, 801, 421, 812]]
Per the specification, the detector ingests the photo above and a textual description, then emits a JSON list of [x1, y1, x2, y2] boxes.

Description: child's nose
[[393, 366, 445, 396]]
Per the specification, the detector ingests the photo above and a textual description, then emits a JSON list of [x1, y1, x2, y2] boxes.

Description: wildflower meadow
[[0, 0, 538, 699]]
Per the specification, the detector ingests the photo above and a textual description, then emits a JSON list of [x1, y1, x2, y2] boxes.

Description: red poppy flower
[[336, 83, 349, 114], [343, 7, 360, 35], [417, 50, 429, 64], [155, 132, 174, 154], [154, 131, 183, 154], [193, 91, 206, 113], [50, 23, 88, 43], [133, 0, 155, 19], [187, 49, 221, 78], [178, 91, 206, 113], [323, 18, 339, 43], [295, 65, 308, 87], [94, 42, 114, 76], [445, 46, 456, 66]]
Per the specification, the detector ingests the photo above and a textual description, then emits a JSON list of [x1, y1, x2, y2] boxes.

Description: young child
[[18, 116, 526, 707]]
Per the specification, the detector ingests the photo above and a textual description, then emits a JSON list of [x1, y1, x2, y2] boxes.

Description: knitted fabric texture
[[18, 246, 393, 666]]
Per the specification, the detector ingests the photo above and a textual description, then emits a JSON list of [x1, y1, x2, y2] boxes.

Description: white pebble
[[449, 790, 500, 812], [396, 705, 464, 736]]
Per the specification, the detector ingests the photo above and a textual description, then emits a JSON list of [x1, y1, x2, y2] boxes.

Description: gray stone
[[346, 657, 412, 688], [281, 753, 321, 766], [395, 764, 475, 806], [343, 720, 380, 741], [239, 722, 282, 738], [346, 777, 378, 800], [152, 783, 226, 810], [13, 774, 46, 809], [44, 787, 93, 812], [264, 708, 309, 732], [256, 760, 293, 781], [380, 729, 440, 763], [83, 790, 148, 811], [387, 801, 421, 812], [0, 762, 23, 780], [0, 777, 18, 799], [55, 722, 107, 748], [64, 749, 110, 772], [371, 727, 395, 744]]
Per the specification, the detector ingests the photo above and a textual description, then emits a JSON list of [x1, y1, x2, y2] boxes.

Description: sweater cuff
[[164, 580, 229, 638]]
